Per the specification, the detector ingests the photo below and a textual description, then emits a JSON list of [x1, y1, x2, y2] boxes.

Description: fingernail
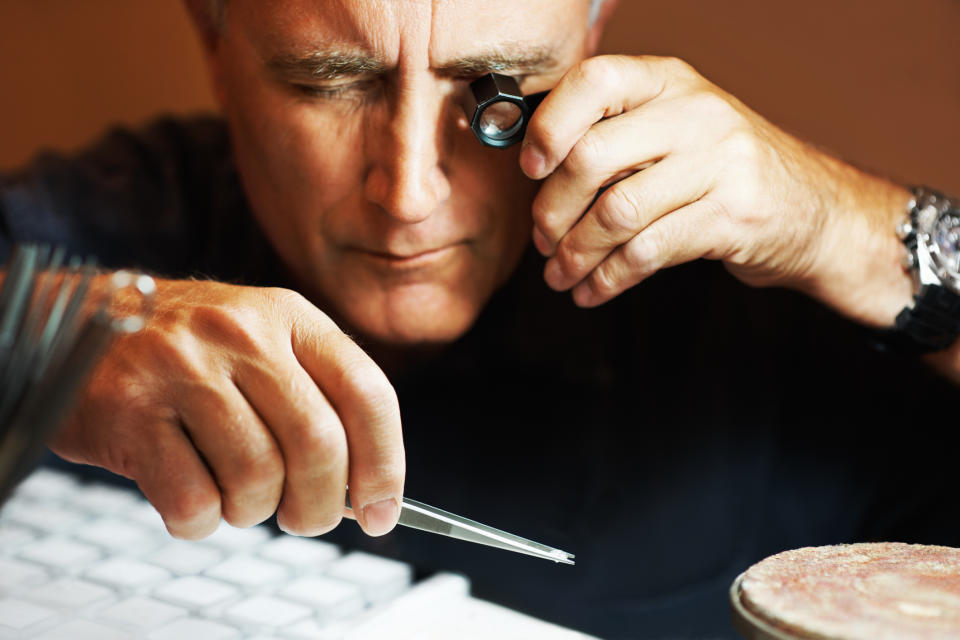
[[361, 498, 400, 537], [520, 142, 547, 179], [532, 227, 553, 256]]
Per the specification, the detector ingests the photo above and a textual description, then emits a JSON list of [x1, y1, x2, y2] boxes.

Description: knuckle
[[597, 186, 643, 234], [287, 420, 349, 477], [278, 508, 343, 537], [142, 325, 204, 377], [530, 198, 558, 237], [591, 264, 619, 297], [270, 287, 336, 334], [191, 304, 263, 353], [688, 91, 738, 129], [527, 125, 567, 173], [722, 128, 761, 163], [577, 55, 620, 92], [554, 243, 588, 280], [564, 131, 605, 176], [265, 286, 309, 311], [662, 55, 695, 77], [625, 233, 662, 276], [230, 444, 285, 490], [355, 455, 406, 496], [348, 362, 397, 404], [162, 488, 220, 536]]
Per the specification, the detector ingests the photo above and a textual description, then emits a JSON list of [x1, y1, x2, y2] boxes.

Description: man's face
[[210, 0, 593, 344]]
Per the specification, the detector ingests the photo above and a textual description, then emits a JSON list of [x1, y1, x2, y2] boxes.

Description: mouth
[[354, 243, 464, 270]]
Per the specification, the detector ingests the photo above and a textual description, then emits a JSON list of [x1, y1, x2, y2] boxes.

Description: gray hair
[[588, 0, 605, 25], [204, 0, 608, 32]]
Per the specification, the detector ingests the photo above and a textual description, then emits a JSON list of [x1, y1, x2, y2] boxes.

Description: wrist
[[802, 164, 914, 328], [885, 187, 960, 354]]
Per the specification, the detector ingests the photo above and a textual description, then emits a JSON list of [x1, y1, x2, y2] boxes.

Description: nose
[[364, 78, 453, 224]]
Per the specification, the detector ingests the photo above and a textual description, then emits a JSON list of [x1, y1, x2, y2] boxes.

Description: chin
[[343, 283, 483, 346]]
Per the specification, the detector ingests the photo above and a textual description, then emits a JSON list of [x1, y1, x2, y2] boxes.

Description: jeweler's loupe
[[463, 73, 547, 148]]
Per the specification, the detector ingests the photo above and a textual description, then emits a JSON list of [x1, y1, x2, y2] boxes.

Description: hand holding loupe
[[463, 73, 547, 148]]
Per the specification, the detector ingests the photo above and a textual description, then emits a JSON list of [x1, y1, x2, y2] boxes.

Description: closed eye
[[291, 80, 378, 100]]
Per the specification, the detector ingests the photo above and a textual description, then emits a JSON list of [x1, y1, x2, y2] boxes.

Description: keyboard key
[[279, 576, 364, 620], [348, 573, 593, 640], [203, 522, 273, 552], [224, 595, 311, 629], [12, 469, 80, 501], [205, 554, 288, 589], [18, 537, 101, 572], [337, 573, 470, 640], [73, 518, 161, 554], [0, 557, 48, 592], [125, 502, 167, 532], [0, 521, 35, 551], [153, 576, 238, 609], [281, 617, 349, 639], [24, 577, 113, 609], [99, 596, 187, 630], [33, 619, 133, 640], [85, 558, 171, 591], [147, 541, 223, 575], [147, 617, 240, 639], [69, 484, 141, 514], [258, 535, 340, 569], [324, 551, 413, 604], [4, 502, 88, 533], [0, 596, 58, 631]]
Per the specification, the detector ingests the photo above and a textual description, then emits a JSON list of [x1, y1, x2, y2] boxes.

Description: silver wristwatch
[[891, 186, 960, 353]]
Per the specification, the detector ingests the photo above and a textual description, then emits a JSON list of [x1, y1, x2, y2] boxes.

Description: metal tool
[[462, 73, 548, 148], [346, 493, 575, 565], [0, 246, 154, 507]]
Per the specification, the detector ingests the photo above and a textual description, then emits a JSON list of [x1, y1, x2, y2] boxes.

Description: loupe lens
[[478, 101, 524, 140]]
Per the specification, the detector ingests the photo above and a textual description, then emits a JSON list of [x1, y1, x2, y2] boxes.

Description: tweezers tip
[[547, 549, 576, 565]]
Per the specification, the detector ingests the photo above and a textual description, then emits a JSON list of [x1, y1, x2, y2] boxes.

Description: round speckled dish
[[731, 572, 803, 640], [730, 543, 960, 640]]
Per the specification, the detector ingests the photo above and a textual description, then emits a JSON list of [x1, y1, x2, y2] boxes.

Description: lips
[[353, 243, 464, 269]]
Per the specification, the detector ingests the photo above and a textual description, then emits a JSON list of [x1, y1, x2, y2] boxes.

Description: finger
[[520, 55, 688, 180], [234, 354, 350, 537], [132, 418, 222, 540], [293, 318, 404, 537], [571, 196, 727, 307], [176, 381, 285, 529], [531, 95, 694, 254], [544, 152, 712, 291]]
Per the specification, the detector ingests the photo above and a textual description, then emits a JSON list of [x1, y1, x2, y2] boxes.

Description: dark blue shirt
[[2, 117, 957, 639]]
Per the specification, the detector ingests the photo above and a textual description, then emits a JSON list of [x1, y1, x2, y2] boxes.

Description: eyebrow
[[434, 45, 561, 77], [266, 44, 560, 82], [267, 50, 387, 81]]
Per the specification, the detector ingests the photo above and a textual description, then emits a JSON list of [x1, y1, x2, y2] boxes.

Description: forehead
[[231, 0, 589, 67]]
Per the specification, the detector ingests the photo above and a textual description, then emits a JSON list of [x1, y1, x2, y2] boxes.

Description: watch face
[[920, 203, 960, 292], [933, 211, 960, 273]]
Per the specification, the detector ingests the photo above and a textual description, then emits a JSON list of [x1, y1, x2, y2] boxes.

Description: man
[[2, 0, 958, 636]]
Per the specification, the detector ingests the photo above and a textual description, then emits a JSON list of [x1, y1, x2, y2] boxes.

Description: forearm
[[799, 165, 960, 382], [798, 157, 914, 329]]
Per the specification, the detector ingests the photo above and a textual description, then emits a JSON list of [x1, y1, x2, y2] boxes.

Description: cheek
[[456, 145, 538, 239], [232, 95, 364, 204]]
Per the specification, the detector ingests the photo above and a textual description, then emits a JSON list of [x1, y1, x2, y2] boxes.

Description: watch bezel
[[915, 201, 960, 295]]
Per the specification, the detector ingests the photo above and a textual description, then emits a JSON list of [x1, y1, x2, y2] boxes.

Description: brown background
[[1, 1, 957, 192]]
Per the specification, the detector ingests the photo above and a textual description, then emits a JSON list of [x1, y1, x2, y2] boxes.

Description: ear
[[586, 0, 620, 54]]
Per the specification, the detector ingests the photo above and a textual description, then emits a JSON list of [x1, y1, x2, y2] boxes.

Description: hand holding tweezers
[[345, 493, 575, 565]]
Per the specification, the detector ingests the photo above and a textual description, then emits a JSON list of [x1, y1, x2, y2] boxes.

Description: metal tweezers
[[345, 494, 575, 565]]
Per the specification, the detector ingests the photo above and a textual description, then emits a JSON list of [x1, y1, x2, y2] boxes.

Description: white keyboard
[[0, 468, 593, 639]]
